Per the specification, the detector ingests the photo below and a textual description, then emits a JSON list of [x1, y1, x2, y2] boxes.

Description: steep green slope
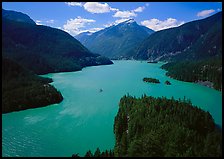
[[114, 95, 222, 157], [135, 12, 222, 61], [75, 19, 154, 59], [2, 10, 113, 75], [2, 57, 63, 113]]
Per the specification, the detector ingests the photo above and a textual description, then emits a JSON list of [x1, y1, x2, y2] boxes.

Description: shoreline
[[195, 80, 214, 89]]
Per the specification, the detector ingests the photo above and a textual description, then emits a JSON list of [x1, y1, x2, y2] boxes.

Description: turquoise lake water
[[2, 60, 222, 157]]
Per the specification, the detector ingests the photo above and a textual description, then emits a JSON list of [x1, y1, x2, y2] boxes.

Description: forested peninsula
[[75, 95, 221, 157], [2, 58, 63, 113]]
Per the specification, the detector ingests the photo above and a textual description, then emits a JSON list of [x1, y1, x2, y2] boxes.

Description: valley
[[2, 2, 222, 157]]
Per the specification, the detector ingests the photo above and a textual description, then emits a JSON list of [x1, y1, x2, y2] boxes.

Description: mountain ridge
[[2, 9, 36, 24], [2, 9, 113, 75], [134, 12, 222, 61], [75, 19, 155, 59]]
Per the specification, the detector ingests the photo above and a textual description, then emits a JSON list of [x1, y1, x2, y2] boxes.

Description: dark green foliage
[[94, 148, 101, 157], [72, 153, 80, 157], [82, 148, 114, 157], [113, 95, 222, 157], [161, 57, 222, 91], [2, 9, 113, 75], [2, 57, 63, 113], [143, 77, 160, 83], [84, 150, 93, 157], [165, 80, 171, 85], [135, 12, 222, 61], [75, 19, 154, 59]]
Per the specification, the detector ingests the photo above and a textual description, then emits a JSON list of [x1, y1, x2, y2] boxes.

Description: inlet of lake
[[2, 60, 222, 157]]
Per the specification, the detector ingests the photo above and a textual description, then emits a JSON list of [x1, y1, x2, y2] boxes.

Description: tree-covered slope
[[75, 19, 154, 59], [161, 57, 222, 91], [114, 95, 222, 157], [2, 9, 113, 75], [134, 12, 222, 61], [2, 57, 63, 113]]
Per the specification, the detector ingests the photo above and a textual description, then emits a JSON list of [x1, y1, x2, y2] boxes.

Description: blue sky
[[2, 2, 222, 36]]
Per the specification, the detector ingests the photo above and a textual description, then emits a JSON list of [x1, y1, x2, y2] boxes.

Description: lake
[[2, 60, 222, 157]]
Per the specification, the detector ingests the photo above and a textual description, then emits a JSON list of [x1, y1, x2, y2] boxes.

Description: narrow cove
[[2, 60, 222, 157]]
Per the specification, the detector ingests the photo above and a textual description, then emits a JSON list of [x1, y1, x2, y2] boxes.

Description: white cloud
[[141, 18, 185, 31], [74, 27, 104, 35], [46, 19, 55, 24], [35, 19, 55, 25], [114, 18, 130, 24], [35, 20, 42, 25], [103, 18, 132, 28], [63, 16, 96, 35], [146, 3, 149, 7], [103, 23, 114, 28], [197, 9, 215, 17], [134, 6, 145, 13], [66, 2, 119, 14], [217, 8, 221, 11], [65, 2, 83, 7], [110, 7, 119, 12], [113, 10, 137, 18], [84, 27, 104, 33], [83, 2, 111, 14]]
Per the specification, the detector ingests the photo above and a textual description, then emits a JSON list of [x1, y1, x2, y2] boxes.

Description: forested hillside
[[2, 58, 63, 113], [161, 57, 222, 91], [2, 9, 113, 75], [113, 95, 222, 157], [135, 12, 222, 61]]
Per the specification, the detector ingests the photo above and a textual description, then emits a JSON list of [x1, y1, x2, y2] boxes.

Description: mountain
[[75, 19, 154, 59], [2, 57, 63, 113], [134, 12, 222, 61], [2, 9, 36, 25], [2, 9, 113, 75], [75, 31, 93, 44]]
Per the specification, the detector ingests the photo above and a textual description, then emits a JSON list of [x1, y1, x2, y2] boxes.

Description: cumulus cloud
[[110, 7, 119, 12], [46, 19, 55, 24], [35, 19, 55, 25], [82, 27, 104, 33], [103, 18, 133, 28], [113, 10, 137, 18], [112, 6, 145, 19], [141, 18, 185, 31], [134, 6, 145, 13], [83, 2, 111, 14], [63, 16, 96, 35], [66, 2, 119, 14], [197, 9, 215, 17], [65, 2, 83, 7], [35, 20, 43, 25]]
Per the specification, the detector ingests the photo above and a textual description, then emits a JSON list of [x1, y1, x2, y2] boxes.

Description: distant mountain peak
[[75, 17, 154, 59]]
